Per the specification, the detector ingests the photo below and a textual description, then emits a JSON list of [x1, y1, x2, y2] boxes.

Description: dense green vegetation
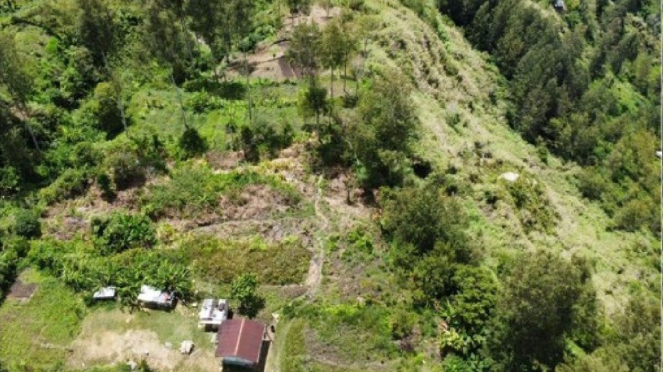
[[438, 0, 660, 235], [0, 0, 659, 371]]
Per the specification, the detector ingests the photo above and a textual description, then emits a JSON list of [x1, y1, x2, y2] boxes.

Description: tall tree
[[298, 78, 327, 126], [77, 0, 116, 69], [349, 71, 417, 187], [230, 273, 265, 318], [320, 19, 345, 100], [487, 251, 596, 371], [186, 0, 227, 78], [77, 0, 128, 133], [287, 21, 322, 80], [227, 0, 255, 121], [155, 0, 193, 62], [144, 0, 190, 128], [286, 0, 312, 26], [340, 21, 358, 94], [0, 33, 39, 150]]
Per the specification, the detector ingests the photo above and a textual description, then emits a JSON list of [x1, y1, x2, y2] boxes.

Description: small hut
[[553, 0, 567, 11], [137, 285, 175, 309], [216, 318, 266, 369], [198, 298, 229, 330], [92, 286, 117, 300]]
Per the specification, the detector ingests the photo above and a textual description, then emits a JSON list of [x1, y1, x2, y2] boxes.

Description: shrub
[[96, 173, 116, 201], [89, 82, 125, 139], [231, 274, 265, 318], [143, 165, 300, 219], [505, 176, 557, 233], [577, 168, 608, 200], [39, 168, 90, 205], [105, 150, 145, 190], [11, 209, 41, 239], [184, 91, 224, 113], [613, 196, 658, 233], [91, 213, 156, 255], [178, 127, 208, 159]]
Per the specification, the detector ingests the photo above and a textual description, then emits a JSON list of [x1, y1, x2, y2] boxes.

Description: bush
[[91, 213, 156, 255], [381, 185, 470, 255], [143, 164, 300, 219], [96, 173, 116, 201], [236, 117, 294, 162], [105, 150, 145, 190], [184, 91, 224, 113], [39, 168, 90, 205], [178, 127, 208, 159], [577, 168, 608, 200], [231, 274, 265, 318], [0, 166, 21, 196], [88, 82, 125, 139], [11, 209, 41, 239], [613, 196, 658, 233], [505, 176, 558, 233]]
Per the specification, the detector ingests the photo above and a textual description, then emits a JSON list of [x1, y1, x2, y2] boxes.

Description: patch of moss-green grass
[[180, 235, 311, 285], [279, 319, 308, 372], [0, 272, 86, 370], [141, 163, 301, 219], [307, 302, 398, 363], [79, 306, 213, 352]]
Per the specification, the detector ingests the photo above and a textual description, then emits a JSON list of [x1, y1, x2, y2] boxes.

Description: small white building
[[92, 286, 117, 300], [137, 285, 175, 309], [199, 299, 229, 329]]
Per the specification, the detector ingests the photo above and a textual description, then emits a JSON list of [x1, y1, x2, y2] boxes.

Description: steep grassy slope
[[363, 0, 659, 314], [268, 1, 659, 371]]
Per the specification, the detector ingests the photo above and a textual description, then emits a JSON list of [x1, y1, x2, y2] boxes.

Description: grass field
[[0, 270, 86, 371]]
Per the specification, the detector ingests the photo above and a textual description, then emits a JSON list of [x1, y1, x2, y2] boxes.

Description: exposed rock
[[500, 172, 519, 182]]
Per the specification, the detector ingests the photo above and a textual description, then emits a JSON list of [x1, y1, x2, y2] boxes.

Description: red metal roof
[[215, 318, 265, 365]]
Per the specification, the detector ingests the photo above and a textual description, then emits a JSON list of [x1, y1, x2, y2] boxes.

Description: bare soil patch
[[68, 329, 216, 372], [227, 5, 341, 81], [206, 150, 244, 171], [67, 310, 217, 372], [7, 280, 38, 300]]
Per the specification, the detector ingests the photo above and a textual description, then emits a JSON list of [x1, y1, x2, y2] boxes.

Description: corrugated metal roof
[[137, 285, 173, 306], [93, 286, 116, 299], [215, 318, 265, 366]]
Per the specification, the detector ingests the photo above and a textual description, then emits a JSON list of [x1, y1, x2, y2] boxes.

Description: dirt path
[[304, 175, 329, 297]]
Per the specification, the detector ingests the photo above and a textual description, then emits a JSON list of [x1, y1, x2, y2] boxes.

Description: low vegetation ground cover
[[181, 235, 311, 286], [0, 270, 86, 370]]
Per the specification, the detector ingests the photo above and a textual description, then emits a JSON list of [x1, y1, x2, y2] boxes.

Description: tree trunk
[[23, 116, 40, 151], [5, 84, 40, 151], [330, 68, 334, 100], [171, 72, 188, 129], [16, 102, 39, 151], [245, 52, 252, 123], [180, 15, 194, 64], [343, 57, 348, 94]]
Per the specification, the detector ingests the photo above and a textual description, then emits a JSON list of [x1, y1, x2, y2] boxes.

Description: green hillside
[[0, 0, 659, 371]]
